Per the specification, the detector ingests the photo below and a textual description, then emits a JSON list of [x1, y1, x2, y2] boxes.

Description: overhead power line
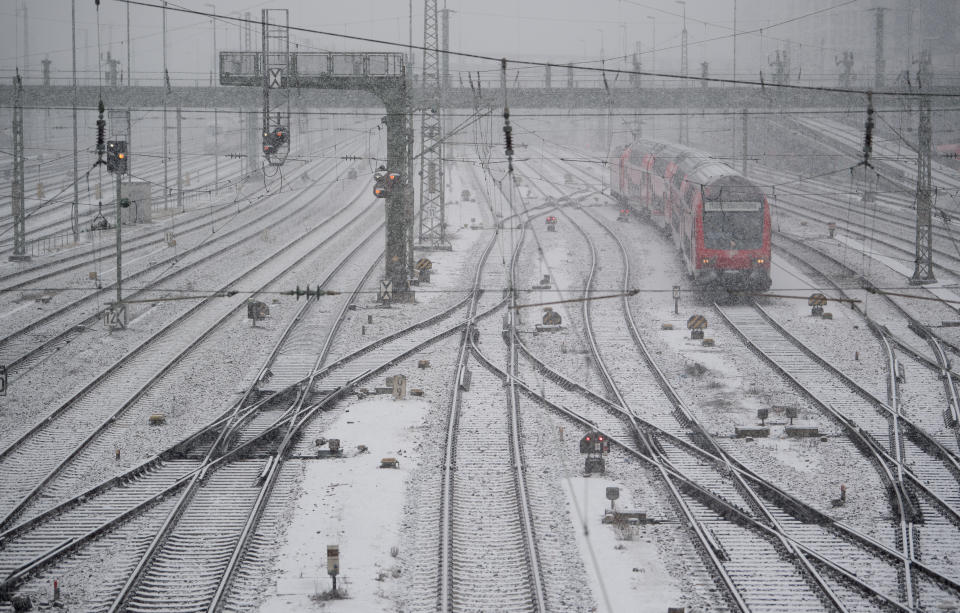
[[111, 0, 960, 99]]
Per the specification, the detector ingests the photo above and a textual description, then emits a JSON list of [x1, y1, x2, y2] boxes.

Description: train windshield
[[702, 200, 764, 250]]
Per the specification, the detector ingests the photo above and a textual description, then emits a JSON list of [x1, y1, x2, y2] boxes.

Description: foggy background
[[2, 0, 958, 88]]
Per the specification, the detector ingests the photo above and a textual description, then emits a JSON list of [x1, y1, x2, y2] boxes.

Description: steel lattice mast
[[261, 9, 291, 167], [418, 0, 447, 248], [10, 72, 28, 261], [910, 94, 935, 284]]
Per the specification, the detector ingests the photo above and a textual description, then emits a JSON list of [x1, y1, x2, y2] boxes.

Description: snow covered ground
[[562, 478, 684, 613], [260, 397, 428, 613]]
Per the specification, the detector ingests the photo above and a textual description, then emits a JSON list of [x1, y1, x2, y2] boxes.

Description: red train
[[609, 139, 772, 290]]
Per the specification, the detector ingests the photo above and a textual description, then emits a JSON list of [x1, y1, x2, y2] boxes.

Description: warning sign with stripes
[[542, 311, 562, 326], [416, 258, 433, 271], [808, 293, 828, 307], [686, 314, 708, 330]]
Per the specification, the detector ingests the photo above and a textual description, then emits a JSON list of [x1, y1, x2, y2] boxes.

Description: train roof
[[623, 139, 755, 192]]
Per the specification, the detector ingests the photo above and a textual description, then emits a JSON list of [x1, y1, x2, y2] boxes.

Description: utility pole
[[244, 12, 252, 54], [732, 0, 736, 81], [162, 0, 169, 210], [872, 7, 885, 90], [205, 4, 219, 190], [731, 0, 737, 163], [677, 0, 688, 145], [440, 5, 453, 92], [22, 4, 29, 85], [177, 107, 183, 211], [127, 110, 133, 183], [10, 73, 29, 261], [741, 109, 748, 176], [418, 0, 448, 248], [115, 171, 123, 305], [126, 0, 131, 85], [910, 51, 935, 285], [71, 0, 80, 242], [648, 15, 656, 135], [633, 41, 642, 138]]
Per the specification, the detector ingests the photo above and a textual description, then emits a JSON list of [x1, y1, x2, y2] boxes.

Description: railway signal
[[580, 431, 608, 475], [687, 314, 707, 339], [106, 140, 127, 175], [757, 408, 769, 426], [808, 293, 827, 317], [542, 310, 562, 326], [373, 170, 402, 199], [415, 258, 433, 283], [605, 486, 620, 511], [262, 126, 289, 156], [247, 300, 269, 326], [327, 545, 340, 592]]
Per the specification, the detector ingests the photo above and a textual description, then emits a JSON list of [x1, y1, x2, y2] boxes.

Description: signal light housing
[[106, 140, 127, 174], [373, 171, 402, 199]]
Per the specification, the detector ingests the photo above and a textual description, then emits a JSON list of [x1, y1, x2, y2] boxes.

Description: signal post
[[220, 37, 414, 301]]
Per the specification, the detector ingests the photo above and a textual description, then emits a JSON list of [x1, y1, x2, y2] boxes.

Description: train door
[[681, 182, 696, 271]]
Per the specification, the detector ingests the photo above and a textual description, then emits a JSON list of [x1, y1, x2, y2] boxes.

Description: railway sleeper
[[886, 483, 922, 525]]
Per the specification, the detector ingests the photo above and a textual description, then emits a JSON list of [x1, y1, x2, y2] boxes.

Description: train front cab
[[692, 189, 771, 291]]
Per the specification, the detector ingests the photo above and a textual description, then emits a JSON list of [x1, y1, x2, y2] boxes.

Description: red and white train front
[[610, 140, 772, 291], [695, 178, 771, 289]]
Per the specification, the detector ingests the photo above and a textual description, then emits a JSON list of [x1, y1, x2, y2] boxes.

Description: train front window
[[702, 201, 764, 250]]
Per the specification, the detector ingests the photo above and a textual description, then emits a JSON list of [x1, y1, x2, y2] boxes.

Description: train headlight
[[756, 258, 765, 264], [702, 258, 711, 265]]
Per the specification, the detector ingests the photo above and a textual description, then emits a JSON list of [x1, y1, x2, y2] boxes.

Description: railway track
[[428, 167, 551, 612], [0, 184, 381, 531], [0, 125, 240, 259], [0, 125, 369, 288], [524, 154, 960, 609], [0, 150, 361, 378], [771, 231, 960, 451], [0, 213, 383, 594], [109, 267, 504, 611], [0, 217, 504, 609], [717, 301, 960, 597], [750, 166, 960, 289]]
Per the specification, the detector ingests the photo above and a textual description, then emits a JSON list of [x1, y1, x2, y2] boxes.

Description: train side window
[[652, 156, 670, 176], [672, 172, 684, 191]]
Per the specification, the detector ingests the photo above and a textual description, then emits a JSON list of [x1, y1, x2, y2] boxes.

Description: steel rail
[[438, 169, 536, 611], [109, 296, 502, 612], [205, 231, 384, 612], [0, 151, 267, 291], [0, 148, 362, 378], [0, 194, 381, 533], [716, 303, 960, 601], [518, 160, 750, 610], [576, 207, 847, 612], [537, 152, 960, 601]]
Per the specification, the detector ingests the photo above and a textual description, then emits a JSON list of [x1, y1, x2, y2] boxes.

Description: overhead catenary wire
[[111, 0, 960, 99]]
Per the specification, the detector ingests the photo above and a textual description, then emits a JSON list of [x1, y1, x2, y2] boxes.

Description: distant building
[[736, 0, 959, 87]]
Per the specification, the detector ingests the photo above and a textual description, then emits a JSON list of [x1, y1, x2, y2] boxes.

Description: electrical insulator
[[863, 93, 874, 168], [96, 99, 106, 157]]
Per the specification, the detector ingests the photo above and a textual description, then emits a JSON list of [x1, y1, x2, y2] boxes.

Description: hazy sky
[[2, 0, 935, 86]]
